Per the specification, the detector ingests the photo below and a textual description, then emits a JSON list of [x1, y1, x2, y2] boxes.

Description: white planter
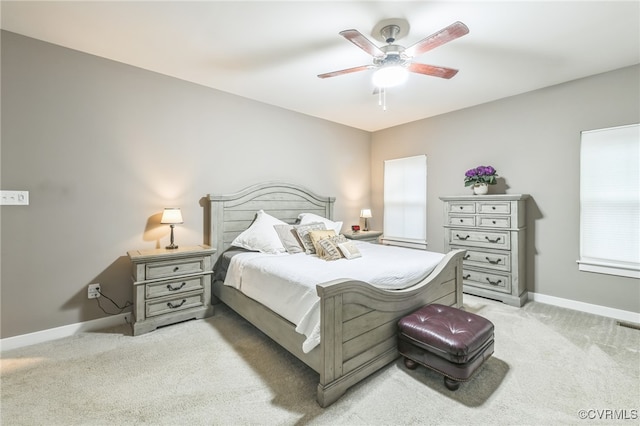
[[473, 183, 489, 195]]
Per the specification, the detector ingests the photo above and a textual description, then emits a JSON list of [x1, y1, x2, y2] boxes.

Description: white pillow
[[231, 210, 287, 254], [298, 213, 343, 234]]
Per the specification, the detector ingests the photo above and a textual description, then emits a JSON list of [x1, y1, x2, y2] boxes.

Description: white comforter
[[223, 241, 445, 353]]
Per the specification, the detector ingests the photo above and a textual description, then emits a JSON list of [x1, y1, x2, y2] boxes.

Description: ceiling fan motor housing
[[380, 24, 401, 43], [375, 44, 409, 67]]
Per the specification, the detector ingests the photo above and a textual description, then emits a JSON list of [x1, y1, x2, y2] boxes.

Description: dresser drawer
[[146, 276, 205, 299], [146, 258, 204, 280], [448, 229, 510, 250], [146, 291, 205, 318], [477, 202, 511, 214], [463, 269, 512, 294], [477, 216, 511, 228], [459, 247, 511, 272], [448, 215, 475, 226], [449, 202, 476, 214]]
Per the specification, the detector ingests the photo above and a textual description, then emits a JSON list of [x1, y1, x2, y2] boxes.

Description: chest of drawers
[[440, 194, 529, 307], [127, 245, 215, 335]]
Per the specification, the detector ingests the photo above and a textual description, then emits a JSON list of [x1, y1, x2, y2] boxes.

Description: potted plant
[[464, 166, 498, 195]]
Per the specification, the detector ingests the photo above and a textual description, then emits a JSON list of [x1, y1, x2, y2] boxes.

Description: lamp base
[[166, 225, 178, 249]]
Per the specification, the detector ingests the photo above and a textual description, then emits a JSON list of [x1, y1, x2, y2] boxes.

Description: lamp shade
[[161, 208, 183, 224], [360, 209, 372, 218], [372, 65, 408, 88]]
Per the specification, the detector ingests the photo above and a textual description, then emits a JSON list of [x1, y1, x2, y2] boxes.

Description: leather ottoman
[[398, 304, 494, 390]]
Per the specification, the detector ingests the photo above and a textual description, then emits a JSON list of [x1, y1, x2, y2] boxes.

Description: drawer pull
[[459, 219, 464, 223], [485, 236, 501, 243], [459, 206, 463, 210], [456, 234, 470, 241], [167, 282, 186, 291], [167, 299, 187, 309], [463, 254, 471, 260], [173, 266, 180, 272], [486, 278, 502, 286], [463, 274, 471, 279], [492, 220, 496, 224], [492, 206, 496, 210], [485, 257, 502, 265]]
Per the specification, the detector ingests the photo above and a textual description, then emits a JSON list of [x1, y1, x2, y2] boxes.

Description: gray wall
[[2, 30, 638, 340], [0, 31, 371, 338], [371, 64, 640, 313]]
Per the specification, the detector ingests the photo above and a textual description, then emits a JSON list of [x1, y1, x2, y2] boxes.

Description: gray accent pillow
[[273, 224, 304, 254], [294, 222, 327, 254]]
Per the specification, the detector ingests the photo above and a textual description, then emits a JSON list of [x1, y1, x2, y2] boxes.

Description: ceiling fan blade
[[408, 63, 459, 79], [339, 29, 385, 58], [317, 65, 373, 79], [404, 21, 469, 57]]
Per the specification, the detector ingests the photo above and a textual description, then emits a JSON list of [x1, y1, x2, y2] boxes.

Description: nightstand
[[344, 230, 383, 243], [127, 245, 215, 336]]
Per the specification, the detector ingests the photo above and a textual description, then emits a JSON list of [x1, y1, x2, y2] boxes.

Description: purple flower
[[463, 165, 498, 186]]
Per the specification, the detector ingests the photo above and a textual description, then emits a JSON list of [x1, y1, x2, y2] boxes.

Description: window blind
[[579, 123, 640, 278], [382, 155, 427, 249]]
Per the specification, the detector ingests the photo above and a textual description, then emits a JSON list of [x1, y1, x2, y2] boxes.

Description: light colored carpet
[[1, 295, 638, 425]]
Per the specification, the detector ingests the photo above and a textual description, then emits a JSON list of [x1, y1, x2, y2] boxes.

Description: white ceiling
[[2, 1, 639, 132]]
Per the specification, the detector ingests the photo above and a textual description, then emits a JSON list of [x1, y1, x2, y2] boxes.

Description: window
[[382, 155, 427, 250], [578, 123, 640, 279]]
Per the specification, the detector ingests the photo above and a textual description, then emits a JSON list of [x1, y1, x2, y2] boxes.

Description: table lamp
[[161, 207, 183, 249], [360, 209, 372, 231]]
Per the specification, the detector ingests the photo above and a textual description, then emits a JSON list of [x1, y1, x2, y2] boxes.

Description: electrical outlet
[[88, 283, 101, 299]]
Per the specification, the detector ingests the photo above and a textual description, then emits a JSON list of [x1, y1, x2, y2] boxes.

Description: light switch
[[0, 190, 29, 205]]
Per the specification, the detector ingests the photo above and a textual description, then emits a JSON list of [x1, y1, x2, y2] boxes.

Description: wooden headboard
[[206, 182, 335, 262]]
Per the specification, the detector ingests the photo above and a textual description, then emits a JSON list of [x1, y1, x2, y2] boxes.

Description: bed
[[205, 182, 465, 407]]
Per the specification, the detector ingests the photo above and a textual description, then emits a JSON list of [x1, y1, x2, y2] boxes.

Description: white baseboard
[[528, 292, 640, 324], [0, 313, 131, 352]]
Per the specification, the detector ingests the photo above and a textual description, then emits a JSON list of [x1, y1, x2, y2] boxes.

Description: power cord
[[95, 288, 133, 317]]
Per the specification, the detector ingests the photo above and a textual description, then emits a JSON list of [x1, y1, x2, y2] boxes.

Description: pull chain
[[377, 87, 387, 111]]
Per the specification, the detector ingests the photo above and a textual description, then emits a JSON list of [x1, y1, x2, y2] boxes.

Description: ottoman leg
[[444, 376, 461, 391], [404, 357, 418, 370]]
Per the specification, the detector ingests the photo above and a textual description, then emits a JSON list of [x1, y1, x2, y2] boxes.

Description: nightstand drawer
[[146, 258, 204, 280], [448, 229, 510, 249], [463, 269, 511, 294], [459, 247, 511, 272], [448, 215, 475, 226], [477, 216, 511, 228], [146, 276, 205, 299], [146, 291, 205, 318]]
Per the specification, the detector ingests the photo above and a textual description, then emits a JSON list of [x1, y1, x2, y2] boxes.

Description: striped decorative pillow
[[294, 222, 327, 254], [317, 235, 348, 261]]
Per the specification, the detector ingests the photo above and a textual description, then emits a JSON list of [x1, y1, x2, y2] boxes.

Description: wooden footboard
[[212, 248, 464, 407], [314, 249, 464, 406]]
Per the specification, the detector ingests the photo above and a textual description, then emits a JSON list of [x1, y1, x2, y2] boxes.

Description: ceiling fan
[[318, 20, 469, 87]]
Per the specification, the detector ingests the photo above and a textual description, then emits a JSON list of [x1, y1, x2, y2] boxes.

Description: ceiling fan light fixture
[[372, 65, 408, 88]]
